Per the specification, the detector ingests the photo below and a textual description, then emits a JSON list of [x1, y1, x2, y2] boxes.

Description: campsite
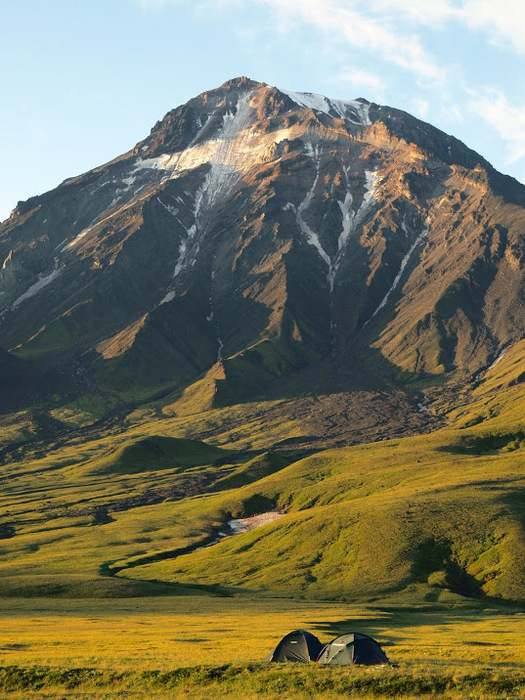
[[3, 373, 525, 697], [3, 595, 525, 698], [3, 384, 525, 697]]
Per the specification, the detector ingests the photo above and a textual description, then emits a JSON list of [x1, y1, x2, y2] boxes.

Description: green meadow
[[2, 344, 525, 696], [2, 597, 525, 698]]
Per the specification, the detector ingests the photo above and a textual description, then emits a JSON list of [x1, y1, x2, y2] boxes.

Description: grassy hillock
[[81, 435, 231, 475], [212, 452, 292, 491]]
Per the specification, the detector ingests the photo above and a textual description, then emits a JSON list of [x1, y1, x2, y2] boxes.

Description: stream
[[195, 511, 285, 550], [103, 511, 285, 578]]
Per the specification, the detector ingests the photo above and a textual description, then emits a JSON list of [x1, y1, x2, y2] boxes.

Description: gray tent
[[265, 629, 324, 663], [317, 633, 390, 666]]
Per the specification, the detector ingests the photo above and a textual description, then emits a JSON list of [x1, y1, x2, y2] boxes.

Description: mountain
[[1, 76, 524, 426], [2, 78, 525, 604]]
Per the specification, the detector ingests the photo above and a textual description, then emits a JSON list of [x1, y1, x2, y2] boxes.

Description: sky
[[0, 0, 524, 222]]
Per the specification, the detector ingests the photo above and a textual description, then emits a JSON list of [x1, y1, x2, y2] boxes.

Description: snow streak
[[332, 169, 378, 289], [205, 270, 223, 361], [216, 334, 224, 362], [160, 186, 206, 305], [156, 197, 178, 217], [295, 143, 333, 284], [486, 346, 509, 371], [367, 222, 429, 322], [198, 91, 254, 214], [12, 258, 63, 309], [292, 143, 378, 292], [160, 92, 255, 305]]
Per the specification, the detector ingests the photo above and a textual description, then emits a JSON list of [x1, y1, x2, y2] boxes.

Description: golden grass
[[0, 596, 524, 672], [0, 410, 38, 449], [2, 597, 525, 698]]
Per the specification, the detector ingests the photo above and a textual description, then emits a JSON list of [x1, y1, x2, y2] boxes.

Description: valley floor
[[2, 346, 525, 697], [2, 596, 525, 698]]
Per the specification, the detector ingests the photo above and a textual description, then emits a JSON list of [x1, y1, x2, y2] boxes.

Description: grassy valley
[[2, 353, 525, 602], [1, 347, 525, 695]]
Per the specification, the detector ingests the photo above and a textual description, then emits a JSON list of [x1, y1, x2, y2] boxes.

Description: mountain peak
[[217, 76, 263, 92], [1, 77, 525, 418]]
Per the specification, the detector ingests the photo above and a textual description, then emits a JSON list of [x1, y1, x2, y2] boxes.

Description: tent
[[317, 633, 390, 666], [265, 629, 324, 663]]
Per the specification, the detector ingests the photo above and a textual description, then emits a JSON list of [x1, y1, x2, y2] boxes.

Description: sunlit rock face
[[1, 76, 524, 406]]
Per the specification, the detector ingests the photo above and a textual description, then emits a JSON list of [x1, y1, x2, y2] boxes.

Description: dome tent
[[317, 633, 390, 666], [265, 629, 324, 662]]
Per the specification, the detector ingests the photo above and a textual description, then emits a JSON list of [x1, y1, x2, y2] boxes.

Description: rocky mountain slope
[[1, 76, 524, 418]]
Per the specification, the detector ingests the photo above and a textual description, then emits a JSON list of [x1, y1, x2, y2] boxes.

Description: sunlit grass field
[[2, 596, 525, 698]]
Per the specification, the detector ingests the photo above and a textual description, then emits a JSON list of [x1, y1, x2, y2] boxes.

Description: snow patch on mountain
[[12, 259, 63, 309], [156, 197, 178, 217], [364, 170, 378, 201], [159, 182, 209, 304], [161, 93, 259, 304], [63, 225, 94, 251], [486, 346, 509, 371], [331, 169, 378, 289], [217, 334, 224, 361], [132, 154, 172, 172], [336, 173, 354, 251], [295, 143, 334, 286], [336, 170, 378, 252], [200, 91, 254, 212], [121, 174, 138, 189], [280, 88, 371, 126]]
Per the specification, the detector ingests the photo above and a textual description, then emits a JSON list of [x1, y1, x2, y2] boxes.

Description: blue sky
[[1, 0, 524, 222]]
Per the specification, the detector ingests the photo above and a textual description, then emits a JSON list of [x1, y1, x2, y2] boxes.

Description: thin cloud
[[367, 0, 525, 53], [371, 0, 459, 26], [260, 0, 445, 83], [471, 89, 525, 166], [337, 68, 386, 92], [132, 0, 525, 55], [462, 0, 525, 53]]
